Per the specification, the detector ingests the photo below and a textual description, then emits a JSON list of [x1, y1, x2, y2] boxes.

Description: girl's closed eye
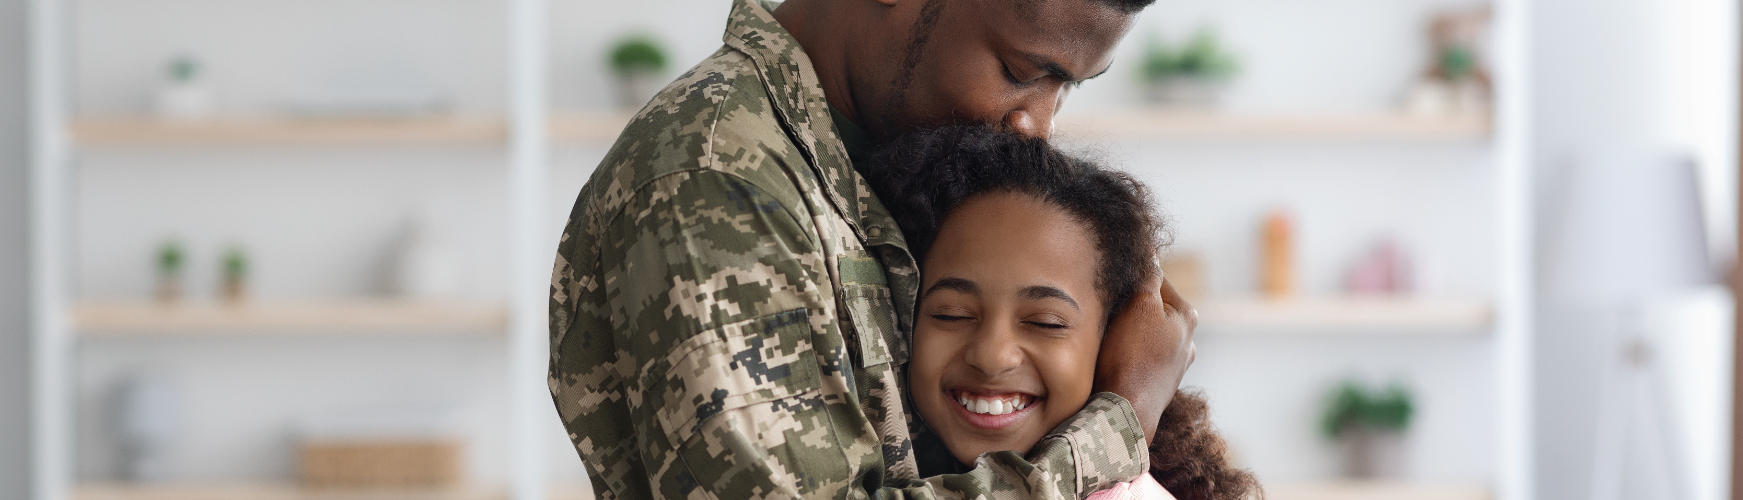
[[1022, 315, 1072, 331]]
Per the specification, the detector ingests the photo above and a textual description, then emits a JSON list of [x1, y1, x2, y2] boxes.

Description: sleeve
[[896, 393, 1151, 500], [594, 169, 855, 499]]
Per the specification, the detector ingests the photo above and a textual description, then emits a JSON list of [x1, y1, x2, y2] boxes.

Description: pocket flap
[[648, 309, 821, 446]]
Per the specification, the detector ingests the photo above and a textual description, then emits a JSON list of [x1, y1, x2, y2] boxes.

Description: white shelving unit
[[1055, 112, 1489, 142], [28, 0, 1536, 499], [72, 484, 598, 500], [63, 112, 1478, 147], [72, 300, 508, 336], [70, 117, 508, 146], [1266, 481, 1491, 500], [1194, 296, 1491, 335]]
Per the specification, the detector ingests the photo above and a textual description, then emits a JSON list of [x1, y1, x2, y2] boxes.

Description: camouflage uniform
[[547, 0, 1149, 498]]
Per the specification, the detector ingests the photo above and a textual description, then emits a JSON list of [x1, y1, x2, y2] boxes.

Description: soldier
[[548, 0, 1198, 498]]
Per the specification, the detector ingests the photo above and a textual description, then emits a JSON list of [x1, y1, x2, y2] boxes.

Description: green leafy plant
[[1437, 45, 1477, 81], [1320, 379, 1414, 439], [1140, 29, 1239, 83], [221, 246, 248, 283], [156, 240, 185, 277], [608, 35, 668, 76], [220, 245, 249, 302], [167, 55, 200, 84]]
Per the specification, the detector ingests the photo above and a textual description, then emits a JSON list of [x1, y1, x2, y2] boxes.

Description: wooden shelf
[[74, 300, 508, 336], [74, 481, 1473, 500], [550, 112, 635, 143], [74, 484, 597, 500], [73, 112, 1483, 146], [1265, 481, 1489, 500], [1194, 296, 1491, 335], [1053, 111, 1490, 141], [72, 117, 507, 146]]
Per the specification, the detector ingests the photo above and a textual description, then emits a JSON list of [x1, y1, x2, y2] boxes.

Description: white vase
[[153, 83, 216, 121], [615, 71, 662, 111], [1144, 76, 1227, 108], [1340, 428, 1408, 479], [390, 218, 463, 299], [114, 371, 180, 483]]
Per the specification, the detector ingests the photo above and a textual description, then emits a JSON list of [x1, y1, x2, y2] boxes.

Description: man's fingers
[[1158, 277, 1198, 333]]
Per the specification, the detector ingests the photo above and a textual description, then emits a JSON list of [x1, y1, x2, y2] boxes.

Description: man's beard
[[878, 0, 947, 138]]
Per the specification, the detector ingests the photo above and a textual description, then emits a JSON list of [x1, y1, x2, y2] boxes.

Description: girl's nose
[[963, 323, 1024, 377]]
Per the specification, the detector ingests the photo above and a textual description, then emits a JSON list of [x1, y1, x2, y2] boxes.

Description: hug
[[548, 0, 1252, 497]]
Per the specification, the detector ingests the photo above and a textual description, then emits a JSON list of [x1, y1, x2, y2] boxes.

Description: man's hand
[[1094, 271, 1198, 447]]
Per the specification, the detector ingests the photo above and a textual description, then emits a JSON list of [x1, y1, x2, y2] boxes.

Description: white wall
[[1, 0, 34, 496], [74, 0, 508, 116], [1068, 0, 1490, 115], [1531, 0, 1739, 499]]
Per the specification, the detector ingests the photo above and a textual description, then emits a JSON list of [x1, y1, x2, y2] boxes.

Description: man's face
[[856, 0, 1135, 139]]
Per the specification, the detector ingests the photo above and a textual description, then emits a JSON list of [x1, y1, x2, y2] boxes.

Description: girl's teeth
[[956, 393, 1030, 416]]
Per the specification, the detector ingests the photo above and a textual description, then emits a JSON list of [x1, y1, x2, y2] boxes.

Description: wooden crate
[[299, 441, 460, 488]]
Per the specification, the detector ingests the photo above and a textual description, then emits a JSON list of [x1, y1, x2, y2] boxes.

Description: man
[[548, 0, 1198, 497]]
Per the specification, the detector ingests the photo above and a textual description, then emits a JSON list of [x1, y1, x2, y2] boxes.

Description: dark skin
[[772, 0, 1197, 447]]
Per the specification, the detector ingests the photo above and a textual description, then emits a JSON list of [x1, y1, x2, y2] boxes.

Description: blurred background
[[0, 0, 1737, 499]]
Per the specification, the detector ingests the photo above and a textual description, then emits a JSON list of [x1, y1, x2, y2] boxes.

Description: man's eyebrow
[[1019, 285, 1080, 311], [1021, 52, 1113, 83], [923, 277, 980, 299]]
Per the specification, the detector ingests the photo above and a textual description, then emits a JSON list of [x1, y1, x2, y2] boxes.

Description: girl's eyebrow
[[923, 277, 980, 300], [1019, 285, 1080, 311]]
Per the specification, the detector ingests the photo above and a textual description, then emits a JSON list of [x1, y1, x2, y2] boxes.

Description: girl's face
[[909, 191, 1107, 466]]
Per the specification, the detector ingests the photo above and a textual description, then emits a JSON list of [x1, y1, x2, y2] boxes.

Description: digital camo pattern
[[547, 0, 1148, 498]]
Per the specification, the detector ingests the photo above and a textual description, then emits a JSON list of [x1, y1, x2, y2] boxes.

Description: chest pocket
[[839, 256, 906, 368]]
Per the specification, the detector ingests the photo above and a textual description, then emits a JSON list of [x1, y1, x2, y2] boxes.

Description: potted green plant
[[1138, 29, 1239, 107], [154, 239, 185, 303], [154, 54, 216, 120], [220, 245, 249, 304], [607, 34, 669, 110], [1320, 379, 1414, 478]]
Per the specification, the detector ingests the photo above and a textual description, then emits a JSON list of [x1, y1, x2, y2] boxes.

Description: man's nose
[[964, 323, 1024, 377], [1002, 87, 1066, 139]]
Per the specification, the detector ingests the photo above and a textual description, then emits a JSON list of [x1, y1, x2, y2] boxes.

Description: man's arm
[[903, 393, 1151, 500]]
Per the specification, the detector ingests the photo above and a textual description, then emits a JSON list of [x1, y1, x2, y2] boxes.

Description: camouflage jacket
[[547, 0, 1149, 498]]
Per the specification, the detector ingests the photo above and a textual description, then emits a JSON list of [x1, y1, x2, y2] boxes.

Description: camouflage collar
[[722, 0, 909, 252]]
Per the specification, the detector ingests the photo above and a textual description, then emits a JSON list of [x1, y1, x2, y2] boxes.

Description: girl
[[864, 125, 1260, 500]]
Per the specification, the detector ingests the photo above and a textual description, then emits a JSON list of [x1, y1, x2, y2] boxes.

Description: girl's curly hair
[[1153, 390, 1263, 500], [862, 124, 1162, 323], [862, 124, 1262, 500]]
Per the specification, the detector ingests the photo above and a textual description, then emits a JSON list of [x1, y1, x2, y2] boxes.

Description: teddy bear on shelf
[[1405, 7, 1492, 118]]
